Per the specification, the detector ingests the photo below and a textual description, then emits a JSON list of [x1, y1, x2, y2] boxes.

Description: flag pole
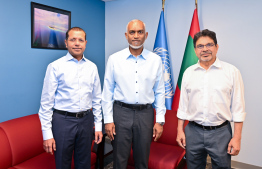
[[162, 0, 165, 11], [195, 0, 198, 11]]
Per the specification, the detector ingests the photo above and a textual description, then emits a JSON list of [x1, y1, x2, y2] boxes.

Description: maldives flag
[[171, 9, 200, 111]]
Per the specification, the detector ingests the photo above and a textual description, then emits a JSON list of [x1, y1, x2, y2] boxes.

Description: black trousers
[[52, 110, 94, 169], [112, 102, 154, 169], [185, 122, 232, 169]]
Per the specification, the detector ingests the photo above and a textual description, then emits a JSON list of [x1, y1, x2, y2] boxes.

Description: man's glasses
[[196, 43, 215, 50]]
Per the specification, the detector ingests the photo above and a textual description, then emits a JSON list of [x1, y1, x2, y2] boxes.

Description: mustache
[[201, 51, 212, 56]]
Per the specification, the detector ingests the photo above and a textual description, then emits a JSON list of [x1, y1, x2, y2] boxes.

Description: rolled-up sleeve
[[177, 70, 189, 120], [231, 69, 246, 122]]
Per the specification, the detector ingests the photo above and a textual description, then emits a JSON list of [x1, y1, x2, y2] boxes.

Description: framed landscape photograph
[[31, 2, 71, 49]]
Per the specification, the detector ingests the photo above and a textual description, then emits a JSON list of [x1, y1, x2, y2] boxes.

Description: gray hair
[[126, 19, 146, 33]]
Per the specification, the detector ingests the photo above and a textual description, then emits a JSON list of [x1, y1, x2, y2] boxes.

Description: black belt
[[54, 109, 91, 118], [190, 121, 228, 130], [114, 101, 152, 111]]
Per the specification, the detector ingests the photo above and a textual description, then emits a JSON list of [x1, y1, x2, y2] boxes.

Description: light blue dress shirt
[[39, 53, 102, 140], [102, 48, 166, 124]]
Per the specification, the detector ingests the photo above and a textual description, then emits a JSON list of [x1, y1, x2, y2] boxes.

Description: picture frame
[[31, 2, 71, 50]]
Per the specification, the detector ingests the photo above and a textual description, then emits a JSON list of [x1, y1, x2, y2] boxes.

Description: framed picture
[[31, 2, 71, 50]]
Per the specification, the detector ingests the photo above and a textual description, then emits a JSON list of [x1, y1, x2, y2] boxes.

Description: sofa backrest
[[0, 127, 12, 169], [154, 110, 188, 146], [0, 114, 44, 166]]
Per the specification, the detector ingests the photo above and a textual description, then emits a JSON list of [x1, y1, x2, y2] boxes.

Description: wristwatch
[[157, 122, 165, 126]]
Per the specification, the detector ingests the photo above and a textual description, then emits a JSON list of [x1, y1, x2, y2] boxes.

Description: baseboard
[[231, 160, 262, 169], [207, 156, 262, 169]]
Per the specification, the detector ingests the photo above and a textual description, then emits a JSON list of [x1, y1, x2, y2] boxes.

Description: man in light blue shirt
[[38, 27, 103, 169], [102, 19, 166, 169]]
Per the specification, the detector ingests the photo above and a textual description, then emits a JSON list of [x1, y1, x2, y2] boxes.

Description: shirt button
[[136, 71, 137, 73], [136, 61, 137, 63], [136, 81, 137, 83], [136, 92, 138, 93]]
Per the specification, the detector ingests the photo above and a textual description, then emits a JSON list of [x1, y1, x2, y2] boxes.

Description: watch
[[157, 122, 165, 126]]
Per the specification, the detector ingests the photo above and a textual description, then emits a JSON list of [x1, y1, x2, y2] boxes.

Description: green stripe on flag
[[177, 36, 198, 89]]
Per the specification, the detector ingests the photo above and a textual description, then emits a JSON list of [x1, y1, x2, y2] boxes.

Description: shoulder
[[219, 60, 240, 74], [144, 48, 160, 58], [185, 63, 198, 73], [87, 58, 97, 66], [48, 55, 67, 68], [107, 48, 129, 63], [143, 48, 162, 62], [110, 48, 128, 58]]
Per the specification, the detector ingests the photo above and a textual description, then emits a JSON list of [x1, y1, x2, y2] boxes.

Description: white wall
[[105, 0, 262, 167]]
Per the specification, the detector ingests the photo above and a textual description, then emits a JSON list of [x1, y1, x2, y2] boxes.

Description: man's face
[[194, 36, 219, 63], [125, 20, 148, 49], [65, 30, 87, 59]]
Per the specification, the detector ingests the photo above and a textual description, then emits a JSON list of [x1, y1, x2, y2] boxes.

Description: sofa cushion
[[128, 142, 185, 169], [12, 148, 96, 169], [0, 114, 44, 166], [0, 128, 12, 169], [12, 153, 56, 169]]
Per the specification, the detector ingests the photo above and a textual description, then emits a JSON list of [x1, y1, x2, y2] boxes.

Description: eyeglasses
[[196, 43, 215, 50]]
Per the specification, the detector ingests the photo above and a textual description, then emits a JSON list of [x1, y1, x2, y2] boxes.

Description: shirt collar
[[65, 52, 87, 62], [125, 47, 148, 60], [194, 57, 221, 70]]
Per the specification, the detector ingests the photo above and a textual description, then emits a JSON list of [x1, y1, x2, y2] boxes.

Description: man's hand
[[153, 123, 163, 142], [176, 129, 186, 149], [228, 122, 243, 156], [227, 136, 241, 155], [105, 122, 116, 141], [43, 138, 56, 155], [95, 131, 103, 144]]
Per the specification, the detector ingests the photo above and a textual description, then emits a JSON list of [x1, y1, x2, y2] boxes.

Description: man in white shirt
[[38, 27, 103, 169], [176, 29, 246, 169], [102, 19, 166, 169]]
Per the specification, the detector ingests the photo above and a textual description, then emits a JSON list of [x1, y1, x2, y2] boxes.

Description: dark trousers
[[52, 110, 94, 169], [112, 103, 154, 169], [185, 122, 232, 169]]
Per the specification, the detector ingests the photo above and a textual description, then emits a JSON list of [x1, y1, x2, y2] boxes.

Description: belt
[[54, 109, 91, 118], [114, 101, 152, 111], [190, 121, 228, 130]]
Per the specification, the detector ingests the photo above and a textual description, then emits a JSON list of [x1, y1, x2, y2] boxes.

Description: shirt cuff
[[95, 121, 102, 131], [177, 109, 187, 120], [42, 129, 53, 140], [104, 115, 114, 124], [232, 112, 246, 122], [156, 114, 165, 123]]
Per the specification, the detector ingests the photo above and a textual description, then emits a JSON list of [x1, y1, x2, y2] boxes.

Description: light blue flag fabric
[[153, 10, 174, 110]]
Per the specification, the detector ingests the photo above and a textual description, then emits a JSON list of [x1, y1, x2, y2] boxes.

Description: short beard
[[129, 43, 144, 49], [200, 51, 212, 62], [200, 56, 213, 62]]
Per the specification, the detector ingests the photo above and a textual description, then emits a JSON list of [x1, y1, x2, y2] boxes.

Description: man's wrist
[[157, 122, 165, 126]]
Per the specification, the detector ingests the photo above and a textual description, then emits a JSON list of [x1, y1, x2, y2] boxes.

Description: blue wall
[[0, 0, 105, 122]]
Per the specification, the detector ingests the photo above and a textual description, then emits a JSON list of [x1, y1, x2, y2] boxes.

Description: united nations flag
[[153, 10, 174, 110]]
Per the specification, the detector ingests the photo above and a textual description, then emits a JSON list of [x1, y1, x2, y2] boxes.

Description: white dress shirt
[[177, 58, 246, 126], [102, 48, 166, 124], [39, 53, 102, 140]]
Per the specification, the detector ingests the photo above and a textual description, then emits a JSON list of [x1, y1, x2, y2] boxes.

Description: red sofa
[[0, 114, 99, 169], [127, 110, 187, 169]]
